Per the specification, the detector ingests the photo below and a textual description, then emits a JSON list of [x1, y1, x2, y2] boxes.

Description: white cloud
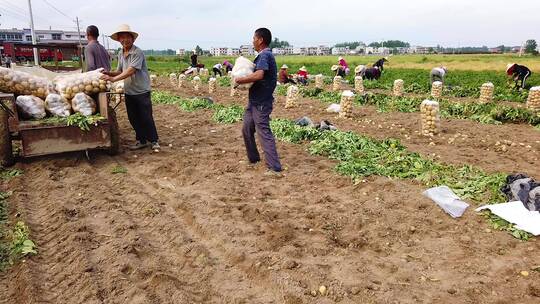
[[1, 0, 538, 49]]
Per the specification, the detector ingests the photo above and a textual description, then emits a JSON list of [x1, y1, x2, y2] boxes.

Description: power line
[[40, 0, 73, 21]]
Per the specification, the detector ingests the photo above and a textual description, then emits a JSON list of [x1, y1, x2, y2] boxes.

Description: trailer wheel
[[107, 105, 121, 155], [0, 108, 13, 166]]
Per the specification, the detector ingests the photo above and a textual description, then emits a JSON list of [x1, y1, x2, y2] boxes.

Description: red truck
[[2, 43, 63, 62]]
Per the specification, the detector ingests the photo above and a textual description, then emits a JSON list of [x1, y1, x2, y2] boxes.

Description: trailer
[[0, 92, 121, 166]]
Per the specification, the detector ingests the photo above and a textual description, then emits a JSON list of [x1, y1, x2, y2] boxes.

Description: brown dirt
[[0, 77, 539, 303]]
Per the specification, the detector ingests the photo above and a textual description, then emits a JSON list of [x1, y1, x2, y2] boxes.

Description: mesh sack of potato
[[192, 76, 201, 91], [71, 93, 96, 116], [150, 74, 157, 86], [200, 68, 209, 77], [16, 95, 46, 120], [55, 69, 111, 101], [315, 74, 324, 89], [110, 81, 124, 104], [333, 76, 342, 92], [169, 73, 178, 86], [0, 67, 52, 99], [285, 85, 299, 108], [431, 81, 443, 99], [526, 86, 540, 112], [231, 56, 255, 90], [339, 90, 355, 119], [208, 77, 217, 93], [393, 79, 404, 97], [479, 82, 494, 104], [178, 74, 186, 88], [354, 76, 364, 94], [45, 93, 71, 117], [230, 80, 237, 97], [420, 100, 440, 136]]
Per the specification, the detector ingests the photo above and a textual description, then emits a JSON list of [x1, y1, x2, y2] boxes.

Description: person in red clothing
[[278, 64, 295, 84], [337, 56, 350, 77], [297, 66, 309, 85]]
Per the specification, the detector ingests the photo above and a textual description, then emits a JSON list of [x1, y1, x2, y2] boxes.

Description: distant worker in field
[[507, 63, 532, 90], [297, 66, 309, 85], [190, 50, 198, 67], [223, 60, 233, 73], [85, 25, 111, 72], [373, 57, 388, 72], [212, 62, 223, 77], [5, 55, 11, 69], [355, 65, 367, 77], [234, 27, 282, 176], [363, 66, 381, 80], [430, 66, 447, 84], [336, 56, 350, 77], [278, 64, 295, 84]]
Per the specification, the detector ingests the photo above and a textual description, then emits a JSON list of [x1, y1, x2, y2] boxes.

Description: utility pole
[[75, 16, 83, 68], [27, 0, 39, 65]]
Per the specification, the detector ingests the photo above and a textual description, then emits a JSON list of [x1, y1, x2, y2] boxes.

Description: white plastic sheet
[[423, 186, 469, 218], [476, 202, 540, 236]]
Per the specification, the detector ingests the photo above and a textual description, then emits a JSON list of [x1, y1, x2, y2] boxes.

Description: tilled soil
[[0, 78, 539, 304]]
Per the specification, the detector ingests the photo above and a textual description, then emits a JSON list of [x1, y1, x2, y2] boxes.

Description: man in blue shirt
[[235, 28, 282, 175]]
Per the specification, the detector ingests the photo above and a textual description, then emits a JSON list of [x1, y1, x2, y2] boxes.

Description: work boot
[[151, 142, 161, 150], [129, 141, 150, 150], [263, 169, 283, 178]]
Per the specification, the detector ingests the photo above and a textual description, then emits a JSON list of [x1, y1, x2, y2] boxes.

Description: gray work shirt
[[85, 40, 111, 71], [117, 45, 151, 95]]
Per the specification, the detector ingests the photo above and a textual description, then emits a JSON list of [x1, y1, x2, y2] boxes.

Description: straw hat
[[384, 57, 389, 60], [281, 64, 289, 69], [331, 65, 339, 71], [506, 63, 516, 74], [299, 66, 307, 72], [338, 56, 343, 61], [110, 24, 139, 41]]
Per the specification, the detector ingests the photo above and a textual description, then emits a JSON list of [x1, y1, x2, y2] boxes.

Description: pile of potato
[[110, 81, 124, 104], [230, 81, 237, 97], [208, 77, 216, 93], [479, 82, 494, 103], [199, 69, 209, 77], [339, 90, 354, 119], [315, 74, 324, 89], [393, 79, 404, 97], [333, 76, 342, 92], [45, 93, 71, 117], [431, 81, 443, 99], [178, 74, 186, 88], [0, 67, 52, 99], [192, 76, 201, 91], [421, 100, 440, 136], [354, 76, 364, 94], [527, 86, 540, 112], [285, 85, 299, 108], [71, 93, 96, 116], [55, 70, 111, 101], [16, 95, 46, 119], [169, 73, 177, 86]]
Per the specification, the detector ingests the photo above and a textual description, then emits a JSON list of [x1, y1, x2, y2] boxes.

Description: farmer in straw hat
[[278, 64, 295, 84], [506, 63, 532, 90], [297, 66, 309, 85], [101, 24, 160, 151]]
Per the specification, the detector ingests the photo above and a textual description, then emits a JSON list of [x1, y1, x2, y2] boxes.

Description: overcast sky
[[1, 0, 539, 49]]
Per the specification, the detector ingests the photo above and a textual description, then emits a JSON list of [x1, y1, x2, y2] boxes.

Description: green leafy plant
[[111, 165, 127, 174], [212, 104, 244, 123], [0, 169, 23, 180]]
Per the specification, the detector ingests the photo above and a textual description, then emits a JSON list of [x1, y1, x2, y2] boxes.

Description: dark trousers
[[125, 92, 159, 143], [212, 67, 222, 77], [242, 103, 282, 172]]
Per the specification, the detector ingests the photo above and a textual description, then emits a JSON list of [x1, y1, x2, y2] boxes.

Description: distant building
[[331, 46, 349, 55], [316, 45, 330, 55], [240, 45, 256, 56], [272, 46, 294, 56], [176, 49, 185, 56], [227, 48, 240, 56], [210, 47, 228, 56]]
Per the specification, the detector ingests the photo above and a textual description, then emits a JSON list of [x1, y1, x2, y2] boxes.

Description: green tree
[[525, 39, 538, 54], [195, 45, 203, 55], [269, 38, 290, 49]]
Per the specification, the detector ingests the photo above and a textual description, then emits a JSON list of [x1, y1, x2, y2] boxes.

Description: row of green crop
[[152, 90, 531, 240], [0, 170, 36, 272]]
